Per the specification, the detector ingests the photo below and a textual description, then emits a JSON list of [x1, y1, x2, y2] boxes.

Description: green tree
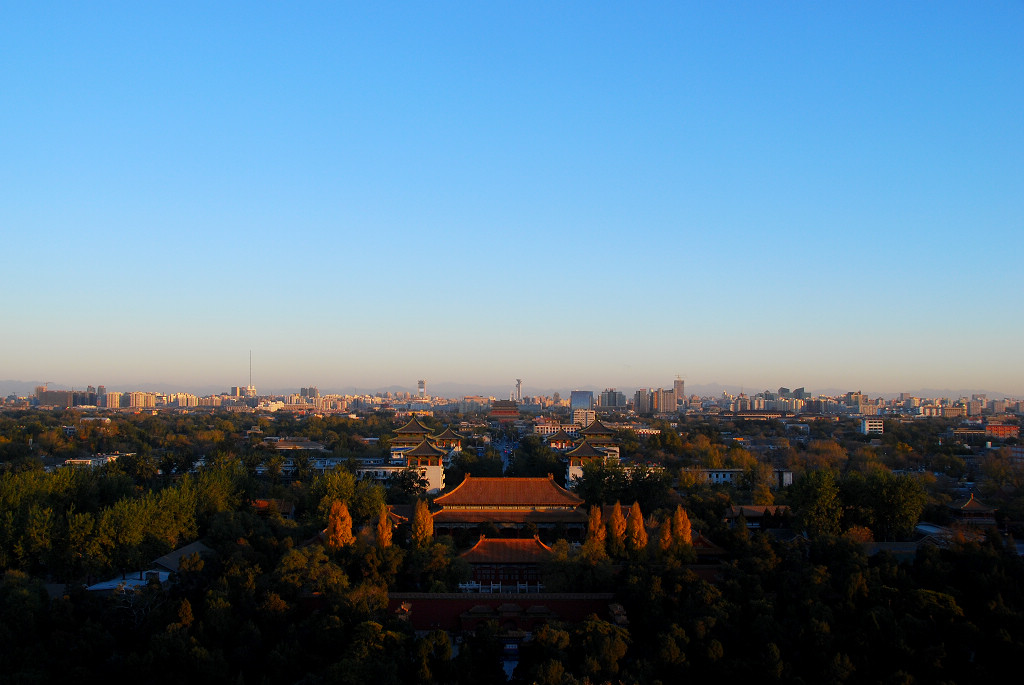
[[791, 469, 842, 538], [867, 471, 927, 541]]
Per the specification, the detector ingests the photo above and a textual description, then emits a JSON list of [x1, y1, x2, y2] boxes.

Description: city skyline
[[2, 3, 1022, 395], [3, 374, 1020, 403]]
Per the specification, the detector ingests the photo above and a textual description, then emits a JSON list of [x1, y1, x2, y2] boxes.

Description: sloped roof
[[565, 439, 608, 458], [432, 426, 463, 441], [546, 429, 575, 442], [434, 475, 584, 508], [947, 493, 996, 513], [405, 440, 448, 457], [579, 419, 615, 436], [724, 505, 790, 519], [152, 540, 214, 573], [692, 532, 727, 556], [395, 416, 432, 435], [432, 509, 589, 525], [459, 536, 554, 564]]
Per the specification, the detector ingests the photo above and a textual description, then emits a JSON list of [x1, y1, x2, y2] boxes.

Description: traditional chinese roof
[[404, 439, 448, 458], [395, 416, 432, 435], [579, 419, 615, 437], [152, 541, 214, 573], [459, 536, 554, 565], [387, 504, 412, 525], [724, 505, 791, 519], [434, 475, 584, 508], [947, 493, 996, 513], [432, 426, 464, 441], [692, 532, 727, 557], [546, 429, 575, 443], [565, 439, 608, 458], [432, 509, 589, 525]]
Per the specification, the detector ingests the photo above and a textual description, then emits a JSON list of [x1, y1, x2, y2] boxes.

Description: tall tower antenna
[[249, 350, 252, 388]]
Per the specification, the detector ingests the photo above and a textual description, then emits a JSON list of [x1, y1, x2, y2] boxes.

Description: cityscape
[[2, 369, 1023, 681], [3, 2, 1022, 683], [11, 375, 1024, 421]]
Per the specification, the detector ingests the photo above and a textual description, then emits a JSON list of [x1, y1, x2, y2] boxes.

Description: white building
[[860, 418, 884, 435]]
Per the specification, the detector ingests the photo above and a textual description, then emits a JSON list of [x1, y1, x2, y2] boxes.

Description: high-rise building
[[634, 389, 652, 414], [418, 380, 426, 399], [129, 392, 156, 408], [673, 378, 685, 409], [599, 389, 626, 408], [655, 388, 676, 414], [570, 390, 594, 412]]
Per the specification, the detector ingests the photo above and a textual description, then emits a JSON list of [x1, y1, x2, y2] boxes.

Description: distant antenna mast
[[249, 350, 252, 388]]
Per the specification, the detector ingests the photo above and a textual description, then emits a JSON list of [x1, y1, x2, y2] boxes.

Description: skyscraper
[[634, 389, 652, 414], [674, 378, 685, 409], [570, 390, 594, 412]]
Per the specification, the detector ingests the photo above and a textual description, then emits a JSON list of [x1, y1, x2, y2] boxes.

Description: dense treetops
[[1, 409, 1022, 682]]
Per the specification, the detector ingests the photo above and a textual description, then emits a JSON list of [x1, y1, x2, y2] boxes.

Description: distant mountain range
[[2, 379, 1018, 401]]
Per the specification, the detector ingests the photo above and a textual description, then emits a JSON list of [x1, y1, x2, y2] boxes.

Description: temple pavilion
[[430, 426, 464, 452], [391, 416, 434, 451], [459, 535, 553, 585], [560, 419, 621, 483], [545, 428, 576, 451], [432, 474, 588, 540], [946, 493, 997, 527], [355, 417, 463, 495], [577, 419, 618, 451]]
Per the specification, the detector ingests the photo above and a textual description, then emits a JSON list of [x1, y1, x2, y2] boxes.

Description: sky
[[1, 2, 1022, 397]]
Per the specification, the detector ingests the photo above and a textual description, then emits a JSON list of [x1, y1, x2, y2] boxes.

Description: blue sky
[[1, 2, 1022, 396]]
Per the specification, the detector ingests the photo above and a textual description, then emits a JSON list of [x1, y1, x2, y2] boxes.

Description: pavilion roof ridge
[[405, 439, 448, 457], [395, 416, 433, 435]]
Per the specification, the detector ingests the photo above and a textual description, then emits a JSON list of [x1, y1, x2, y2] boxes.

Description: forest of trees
[[1, 409, 1022, 683]]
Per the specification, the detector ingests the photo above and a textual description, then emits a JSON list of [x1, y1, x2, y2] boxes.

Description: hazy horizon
[[4, 377, 1020, 403]]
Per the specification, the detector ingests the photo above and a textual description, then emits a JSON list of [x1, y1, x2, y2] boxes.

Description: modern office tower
[[599, 388, 626, 408], [674, 378, 685, 408], [655, 388, 676, 413], [570, 390, 594, 412], [418, 380, 426, 398], [634, 388, 652, 413]]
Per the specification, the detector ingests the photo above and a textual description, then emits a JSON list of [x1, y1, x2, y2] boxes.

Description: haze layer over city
[[2, 3, 1021, 394]]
